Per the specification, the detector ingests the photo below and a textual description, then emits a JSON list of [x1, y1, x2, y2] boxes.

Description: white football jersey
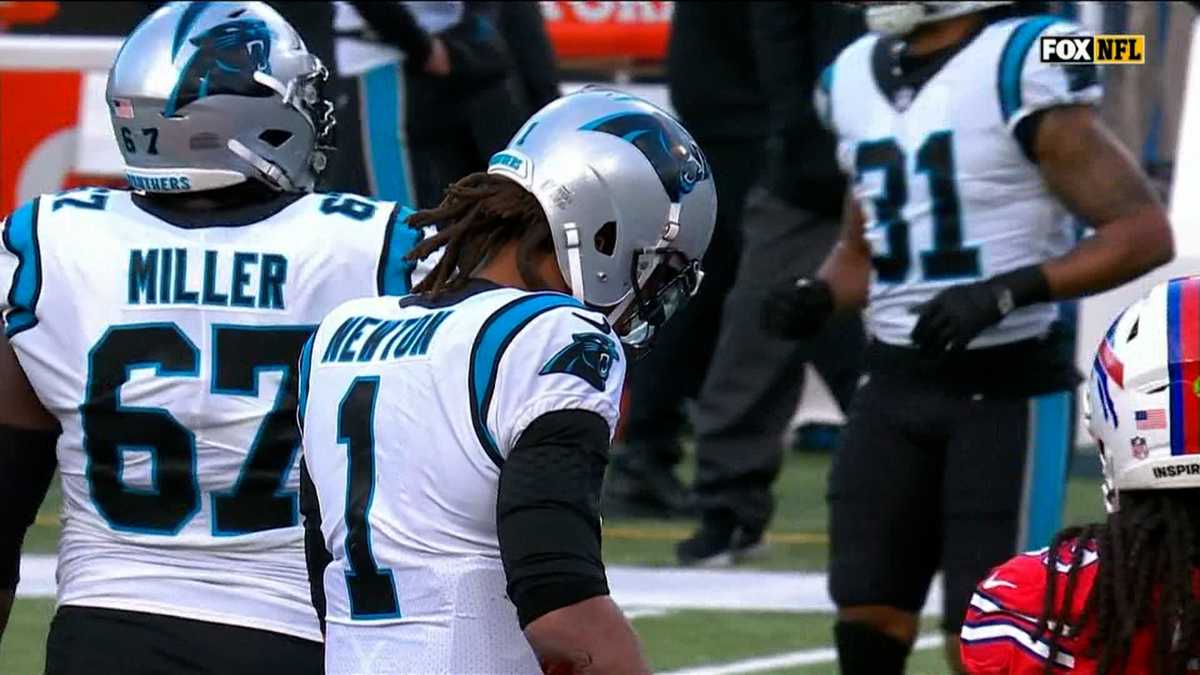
[[0, 187, 435, 641], [300, 283, 625, 674], [819, 16, 1102, 347]]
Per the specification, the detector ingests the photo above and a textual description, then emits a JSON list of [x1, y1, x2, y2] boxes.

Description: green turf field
[[0, 451, 1107, 675]]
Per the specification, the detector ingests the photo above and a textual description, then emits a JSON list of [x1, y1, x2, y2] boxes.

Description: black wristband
[[992, 264, 1051, 312]]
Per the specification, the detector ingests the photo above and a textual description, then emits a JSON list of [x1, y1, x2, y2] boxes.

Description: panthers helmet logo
[[580, 112, 710, 202], [539, 332, 622, 391], [165, 16, 274, 117]]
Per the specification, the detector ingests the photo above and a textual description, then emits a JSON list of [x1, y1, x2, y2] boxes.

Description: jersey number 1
[[338, 377, 401, 619], [855, 131, 980, 283]]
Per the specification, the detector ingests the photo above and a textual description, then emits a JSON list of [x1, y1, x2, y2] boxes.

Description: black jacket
[[667, 1, 766, 144], [750, 2, 865, 218]]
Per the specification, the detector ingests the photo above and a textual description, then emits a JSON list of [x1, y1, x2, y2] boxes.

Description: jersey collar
[[130, 190, 304, 229], [870, 19, 992, 113]]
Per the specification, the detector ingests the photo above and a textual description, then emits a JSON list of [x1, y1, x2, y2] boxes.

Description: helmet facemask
[[609, 248, 704, 356]]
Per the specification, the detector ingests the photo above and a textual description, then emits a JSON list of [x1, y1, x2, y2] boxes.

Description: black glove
[[762, 277, 834, 339], [910, 264, 1050, 353]]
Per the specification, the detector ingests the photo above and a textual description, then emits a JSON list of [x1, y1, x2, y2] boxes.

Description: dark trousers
[[620, 136, 763, 466], [693, 190, 865, 531], [45, 605, 322, 675], [828, 367, 1074, 632]]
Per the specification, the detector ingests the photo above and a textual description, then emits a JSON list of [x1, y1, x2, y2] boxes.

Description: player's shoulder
[[6, 186, 128, 223], [824, 32, 880, 91], [479, 290, 622, 384], [962, 539, 1098, 673], [972, 538, 1099, 618], [295, 190, 409, 223], [981, 14, 1085, 47], [976, 15, 1099, 128], [978, 14, 1091, 77], [472, 289, 609, 350]]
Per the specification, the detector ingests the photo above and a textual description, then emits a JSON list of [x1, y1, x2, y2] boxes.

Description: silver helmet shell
[[865, 2, 1012, 36], [487, 88, 717, 347], [106, 1, 333, 193]]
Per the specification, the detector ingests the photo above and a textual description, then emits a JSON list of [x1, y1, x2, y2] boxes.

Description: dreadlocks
[[1036, 489, 1200, 675], [405, 173, 555, 297]]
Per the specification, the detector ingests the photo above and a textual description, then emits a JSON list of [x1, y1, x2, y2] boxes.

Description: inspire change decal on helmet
[[488, 150, 533, 186], [579, 112, 710, 203], [164, 3, 275, 117]]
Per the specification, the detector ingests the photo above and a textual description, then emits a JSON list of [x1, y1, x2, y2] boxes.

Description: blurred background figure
[[672, 2, 867, 565], [602, 0, 767, 519], [330, 1, 559, 207], [1079, 0, 1196, 195]]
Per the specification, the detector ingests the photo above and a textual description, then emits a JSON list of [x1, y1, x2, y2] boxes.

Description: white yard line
[[17, 556, 944, 617], [658, 634, 946, 675], [16, 555, 56, 599], [622, 607, 674, 620]]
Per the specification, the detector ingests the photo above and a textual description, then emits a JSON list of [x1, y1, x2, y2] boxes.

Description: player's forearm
[[818, 190, 871, 312], [524, 595, 650, 675], [818, 242, 871, 311], [1041, 205, 1173, 300]]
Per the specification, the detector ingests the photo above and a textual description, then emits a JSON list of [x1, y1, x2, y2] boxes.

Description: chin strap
[[228, 139, 294, 191], [562, 222, 588, 303]]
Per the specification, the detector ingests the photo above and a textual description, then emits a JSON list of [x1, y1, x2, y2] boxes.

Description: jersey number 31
[[856, 131, 981, 283]]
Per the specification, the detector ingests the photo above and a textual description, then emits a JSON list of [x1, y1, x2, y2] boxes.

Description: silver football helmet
[[864, 2, 1012, 35], [487, 88, 717, 351], [106, 1, 333, 193]]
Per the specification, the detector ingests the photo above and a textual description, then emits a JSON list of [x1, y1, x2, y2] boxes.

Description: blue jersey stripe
[[998, 16, 1061, 123], [3, 198, 42, 338], [377, 205, 421, 296], [468, 293, 583, 468], [297, 334, 315, 429], [362, 64, 413, 204]]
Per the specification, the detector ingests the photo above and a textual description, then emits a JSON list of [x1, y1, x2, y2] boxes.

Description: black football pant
[[828, 367, 1074, 632], [45, 605, 322, 675]]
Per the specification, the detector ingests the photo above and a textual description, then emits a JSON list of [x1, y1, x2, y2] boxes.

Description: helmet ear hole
[[594, 221, 617, 257], [259, 129, 293, 148], [1128, 318, 1140, 341]]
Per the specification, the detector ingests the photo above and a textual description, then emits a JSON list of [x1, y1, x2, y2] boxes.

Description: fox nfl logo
[[1040, 34, 1145, 64]]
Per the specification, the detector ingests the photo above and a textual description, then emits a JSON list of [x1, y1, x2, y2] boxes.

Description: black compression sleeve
[[497, 410, 611, 629], [299, 458, 331, 633], [0, 425, 57, 589]]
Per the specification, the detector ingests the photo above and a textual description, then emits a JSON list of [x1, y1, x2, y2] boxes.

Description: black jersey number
[[854, 131, 980, 284], [82, 323, 315, 535], [337, 376, 401, 619]]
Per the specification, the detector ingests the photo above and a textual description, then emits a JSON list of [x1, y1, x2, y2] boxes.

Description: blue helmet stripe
[[172, 1, 212, 59]]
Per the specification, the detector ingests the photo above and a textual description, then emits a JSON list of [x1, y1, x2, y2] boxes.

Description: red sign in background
[[0, 71, 81, 214]]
